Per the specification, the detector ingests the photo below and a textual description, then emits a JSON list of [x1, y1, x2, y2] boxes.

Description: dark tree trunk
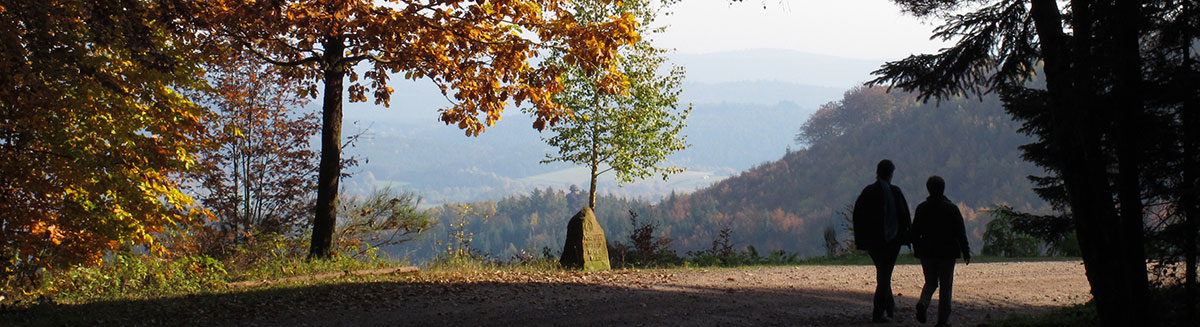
[[1184, 71, 1198, 324], [1108, 0, 1151, 324], [1028, 1, 1150, 325], [309, 36, 346, 259], [1064, 2, 1134, 325], [1183, 5, 1199, 317]]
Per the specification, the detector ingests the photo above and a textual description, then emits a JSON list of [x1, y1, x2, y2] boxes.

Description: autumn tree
[[537, 0, 689, 209], [201, 0, 639, 258], [0, 0, 210, 283], [189, 56, 319, 254], [871, 0, 1198, 324]]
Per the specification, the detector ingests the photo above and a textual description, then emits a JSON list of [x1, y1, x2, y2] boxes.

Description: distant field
[[516, 166, 729, 196]]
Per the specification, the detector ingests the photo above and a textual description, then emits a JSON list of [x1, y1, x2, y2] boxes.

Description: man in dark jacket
[[910, 175, 971, 327], [852, 159, 912, 323]]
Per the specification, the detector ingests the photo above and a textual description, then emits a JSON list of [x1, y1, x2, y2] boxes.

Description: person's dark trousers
[[918, 257, 956, 325], [867, 242, 901, 321]]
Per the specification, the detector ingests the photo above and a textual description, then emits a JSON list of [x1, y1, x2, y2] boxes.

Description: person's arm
[[852, 189, 867, 248], [895, 187, 913, 246], [909, 205, 919, 235], [910, 203, 926, 256], [953, 205, 971, 264]]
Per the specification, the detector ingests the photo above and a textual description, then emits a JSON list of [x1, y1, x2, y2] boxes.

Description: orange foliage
[[768, 208, 805, 233], [201, 0, 639, 136]]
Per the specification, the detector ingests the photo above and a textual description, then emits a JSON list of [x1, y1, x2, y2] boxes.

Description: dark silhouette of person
[[910, 175, 971, 327], [852, 159, 912, 323]]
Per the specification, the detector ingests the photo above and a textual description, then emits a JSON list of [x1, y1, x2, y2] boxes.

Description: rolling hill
[[388, 85, 1050, 261], [643, 86, 1049, 256]]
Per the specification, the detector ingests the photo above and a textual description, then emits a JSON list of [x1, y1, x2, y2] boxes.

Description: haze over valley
[[338, 49, 876, 204]]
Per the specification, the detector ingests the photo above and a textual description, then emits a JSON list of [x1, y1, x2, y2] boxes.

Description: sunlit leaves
[[203, 0, 639, 136], [1, 0, 210, 279]]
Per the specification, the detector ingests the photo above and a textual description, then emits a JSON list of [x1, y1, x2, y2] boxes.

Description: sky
[[652, 0, 949, 61]]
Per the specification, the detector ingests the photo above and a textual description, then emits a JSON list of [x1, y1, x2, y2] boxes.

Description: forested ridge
[[648, 86, 1048, 255], [405, 85, 1049, 260]]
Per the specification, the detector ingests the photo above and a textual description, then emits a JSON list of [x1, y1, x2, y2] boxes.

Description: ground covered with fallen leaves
[[5, 261, 1090, 326]]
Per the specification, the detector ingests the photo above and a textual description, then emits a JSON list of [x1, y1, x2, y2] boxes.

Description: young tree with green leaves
[[537, 0, 690, 209]]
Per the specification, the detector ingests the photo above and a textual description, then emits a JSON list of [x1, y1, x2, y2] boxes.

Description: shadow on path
[[4, 275, 1071, 327]]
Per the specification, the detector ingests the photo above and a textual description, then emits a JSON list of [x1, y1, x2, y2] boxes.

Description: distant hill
[[680, 81, 843, 108], [388, 86, 1050, 262], [670, 49, 882, 89], [644, 86, 1049, 256]]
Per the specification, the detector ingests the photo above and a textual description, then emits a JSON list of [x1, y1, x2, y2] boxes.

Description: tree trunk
[[309, 36, 346, 259], [587, 94, 600, 209], [1064, 2, 1138, 325], [1183, 5, 1199, 317], [588, 159, 598, 209], [1028, 1, 1149, 325], [1113, 0, 1152, 322], [1184, 74, 1198, 324], [1109, 0, 1151, 324]]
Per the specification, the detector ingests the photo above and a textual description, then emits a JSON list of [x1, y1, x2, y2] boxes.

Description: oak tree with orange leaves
[[202, 0, 640, 258]]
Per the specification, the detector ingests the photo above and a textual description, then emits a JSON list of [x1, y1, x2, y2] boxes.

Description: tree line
[[408, 85, 1052, 262]]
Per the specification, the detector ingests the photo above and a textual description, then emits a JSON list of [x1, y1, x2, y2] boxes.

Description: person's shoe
[[915, 302, 928, 323], [872, 315, 891, 323]]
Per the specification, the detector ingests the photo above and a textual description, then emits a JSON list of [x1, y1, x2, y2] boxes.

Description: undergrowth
[[1, 235, 403, 307]]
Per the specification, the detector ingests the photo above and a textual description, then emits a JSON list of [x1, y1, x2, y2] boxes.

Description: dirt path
[[253, 261, 1089, 327], [9, 261, 1090, 326]]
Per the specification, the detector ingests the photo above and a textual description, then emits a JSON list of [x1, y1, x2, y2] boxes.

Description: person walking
[[910, 175, 971, 326], [853, 159, 912, 323]]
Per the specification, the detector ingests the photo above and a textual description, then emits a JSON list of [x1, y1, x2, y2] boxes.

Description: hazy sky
[[653, 1, 948, 60]]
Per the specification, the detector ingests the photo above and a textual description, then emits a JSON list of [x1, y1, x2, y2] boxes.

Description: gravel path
[[262, 261, 1090, 327], [8, 261, 1090, 326]]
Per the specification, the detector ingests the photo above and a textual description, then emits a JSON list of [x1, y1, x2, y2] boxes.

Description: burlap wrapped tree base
[[559, 206, 611, 271]]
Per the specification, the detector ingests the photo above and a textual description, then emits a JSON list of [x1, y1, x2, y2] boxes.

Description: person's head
[[926, 175, 945, 196], [876, 159, 895, 181]]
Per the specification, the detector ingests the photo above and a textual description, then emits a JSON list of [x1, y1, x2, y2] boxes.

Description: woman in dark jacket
[[910, 175, 971, 327]]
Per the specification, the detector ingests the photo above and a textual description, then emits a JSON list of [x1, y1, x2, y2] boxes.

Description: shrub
[[982, 211, 1041, 257], [337, 187, 433, 258], [685, 227, 805, 267], [425, 204, 494, 271], [609, 210, 681, 268], [43, 253, 227, 304]]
